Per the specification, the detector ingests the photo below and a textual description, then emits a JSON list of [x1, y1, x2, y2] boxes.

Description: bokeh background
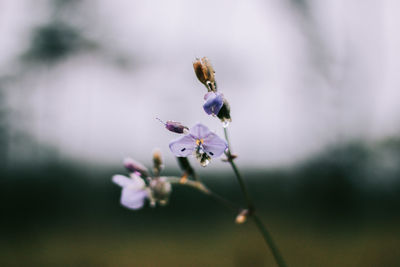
[[1, 0, 400, 266]]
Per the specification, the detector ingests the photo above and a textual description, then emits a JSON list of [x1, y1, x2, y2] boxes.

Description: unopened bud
[[157, 118, 189, 134], [152, 149, 163, 177], [123, 158, 149, 177], [166, 121, 189, 134], [193, 57, 217, 92], [179, 173, 188, 184], [235, 209, 250, 224], [149, 177, 172, 206], [176, 157, 195, 177]]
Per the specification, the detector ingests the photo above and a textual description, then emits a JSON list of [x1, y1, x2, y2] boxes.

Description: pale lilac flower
[[169, 123, 227, 166], [203, 92, 224, 116], [112, 173, 148, 210]]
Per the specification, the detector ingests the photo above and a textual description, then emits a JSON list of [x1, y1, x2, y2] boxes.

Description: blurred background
[[1, 0, 400, 266]]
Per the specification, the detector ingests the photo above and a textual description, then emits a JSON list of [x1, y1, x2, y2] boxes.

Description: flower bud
[[152, 149, 163, 177], [176, 157, 195, 177], [166, 121, 189, 134], [149, 177, 172, 206], [179, 173, 188, 184], [193, 57, 217, 92], [123, 158, 149, 177], [235, 209, 250, 224], [157, 118, 189, 134]]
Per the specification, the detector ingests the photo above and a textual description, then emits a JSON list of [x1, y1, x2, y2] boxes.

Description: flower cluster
[[113, 58, 229, 207], [111, 57, 287, 267], [112, 151, 172, 210]]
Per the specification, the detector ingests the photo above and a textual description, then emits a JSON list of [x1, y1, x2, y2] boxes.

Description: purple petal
[[203, 92, 217, 100], [112, 175, 132, 187], [189, 123, 211, 139], [120, 187, 148, 210], [203, 92, 223, 116], [203, 132, 228, 158], [169, 135, 197, 157]]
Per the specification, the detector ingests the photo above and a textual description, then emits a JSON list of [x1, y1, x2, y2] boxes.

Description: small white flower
[[112, 173, 148, 210]]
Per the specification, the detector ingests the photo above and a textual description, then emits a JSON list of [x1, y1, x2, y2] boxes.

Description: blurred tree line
[[1, 137, 400, 236]]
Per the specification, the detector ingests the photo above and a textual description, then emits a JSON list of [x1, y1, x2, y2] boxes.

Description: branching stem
[[167, 177, 238, 211]]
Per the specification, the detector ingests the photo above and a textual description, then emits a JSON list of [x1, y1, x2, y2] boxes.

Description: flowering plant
[[112, 57, 287, 267]]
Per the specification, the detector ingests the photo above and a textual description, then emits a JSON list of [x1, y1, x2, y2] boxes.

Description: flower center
[[196, 139, 204, 146]]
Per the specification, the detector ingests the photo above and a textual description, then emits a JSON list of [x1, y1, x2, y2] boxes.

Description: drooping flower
[[202, 92, 232, 127], [112, 173, 149, 210], [203, 92, 224, 116], [169, 123, 228, 166]]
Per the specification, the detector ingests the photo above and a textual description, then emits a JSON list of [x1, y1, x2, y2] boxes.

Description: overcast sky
[[1, 0, 400, 169]]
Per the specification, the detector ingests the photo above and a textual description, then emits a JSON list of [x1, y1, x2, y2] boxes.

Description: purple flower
[[203, 92, 224, 116], [112, 173, 149, 210], [169, 123, 227, 166]]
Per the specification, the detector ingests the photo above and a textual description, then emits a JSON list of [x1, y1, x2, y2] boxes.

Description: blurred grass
[[1, 215, 400, 266], [1, 139, 400, 266]]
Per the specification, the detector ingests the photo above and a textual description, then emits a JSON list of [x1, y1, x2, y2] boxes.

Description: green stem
[[223, 128, 254, 210], [252, 214, 287, 267], [167, 177, 209, 193], [223, 127, 287, 267], [167, 177, 238, 211]]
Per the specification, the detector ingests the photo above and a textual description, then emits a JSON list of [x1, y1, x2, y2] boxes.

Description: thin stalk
[[223, 128, 254, 210], [167, 177, 238, 211], [253, 214, 287, 267], [223, 127, 287, 267], [167, 177, 209, 193]]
